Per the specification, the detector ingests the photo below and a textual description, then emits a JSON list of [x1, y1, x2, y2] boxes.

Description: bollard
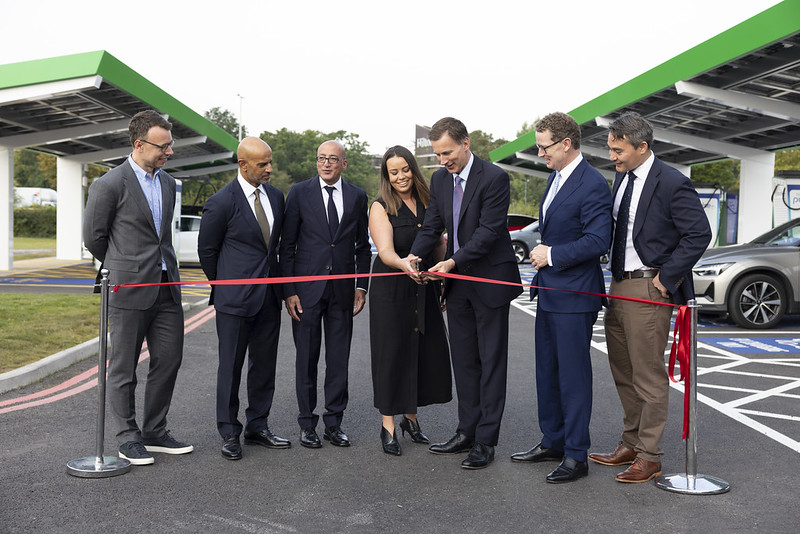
[[67, 269, 131, 478], [655, 299, 729, 494]]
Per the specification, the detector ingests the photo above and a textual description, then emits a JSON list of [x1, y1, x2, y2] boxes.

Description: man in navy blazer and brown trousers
[[589, 112, 711, 483], [280, 140, 371, 449], [403, 117, 522, 470], [198, 137, 291, 460]]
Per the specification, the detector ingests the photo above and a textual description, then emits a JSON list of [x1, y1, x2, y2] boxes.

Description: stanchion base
[[655, 473, 730, 495], [67, 456, 131, 478]]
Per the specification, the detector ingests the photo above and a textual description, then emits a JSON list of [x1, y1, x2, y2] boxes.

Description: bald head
[[316, 140, 347, 185], [238, 137, 273, 187]]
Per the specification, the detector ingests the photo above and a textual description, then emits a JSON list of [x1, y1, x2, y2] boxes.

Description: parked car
[[693, 218, 800, 329], [509, 221, 541, 263], [178, 215, 201, 265], [507, 214, 537, 232]]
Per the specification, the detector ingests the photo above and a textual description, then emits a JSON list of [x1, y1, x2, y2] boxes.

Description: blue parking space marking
[[0, 277, 94, 285], [702, 337, 800, 353]]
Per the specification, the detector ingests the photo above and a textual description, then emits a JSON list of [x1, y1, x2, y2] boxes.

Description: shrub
[[14, 206, 56, 237]]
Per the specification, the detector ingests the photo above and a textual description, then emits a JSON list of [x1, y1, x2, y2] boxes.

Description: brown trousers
[[604, 278, 674, 462]]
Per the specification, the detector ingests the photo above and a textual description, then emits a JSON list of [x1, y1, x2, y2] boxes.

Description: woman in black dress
[[369, 145, 452, 456]]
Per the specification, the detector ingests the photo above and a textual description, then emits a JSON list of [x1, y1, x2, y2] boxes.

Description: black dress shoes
[[546, 456, 589, 483], [221, 436, 242, 460], [429, 432, 474, 455], [323, 425, 351, 447], [380, 426, 401, 456], [461, 443, 495, 470], [244, 427, 291, 449], [398, 416, 430, 444], [511, 443, 564, 463], [300, 428, 322, 449]]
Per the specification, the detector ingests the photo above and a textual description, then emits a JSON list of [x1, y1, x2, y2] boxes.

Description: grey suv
[[693, 218, 800, 329]]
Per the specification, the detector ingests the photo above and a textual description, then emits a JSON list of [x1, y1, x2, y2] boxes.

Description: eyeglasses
[[139, 139, 175, 152], [317, 156, 342, 164], [535, 138, 565, 154]]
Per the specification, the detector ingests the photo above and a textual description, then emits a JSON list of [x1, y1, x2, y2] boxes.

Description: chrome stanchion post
[[655, 299, 729, 494], [67, 269, 131, 478]]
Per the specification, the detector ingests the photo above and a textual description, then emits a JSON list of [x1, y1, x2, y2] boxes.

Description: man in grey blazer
[[83, 110, 193, 466]]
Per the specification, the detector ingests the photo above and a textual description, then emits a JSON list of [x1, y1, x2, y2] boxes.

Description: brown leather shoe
[[615, 457, 662, 483], [588, 443, 636, 466]]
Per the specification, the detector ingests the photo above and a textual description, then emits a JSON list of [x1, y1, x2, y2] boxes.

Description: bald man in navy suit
[[199, 137, 291, 460]]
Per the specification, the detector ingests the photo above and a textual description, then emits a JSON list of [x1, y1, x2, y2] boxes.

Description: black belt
[[621, 270, 657, 279]]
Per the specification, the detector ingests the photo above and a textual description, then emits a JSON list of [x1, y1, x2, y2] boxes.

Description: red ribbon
[[113, 270, 692, 439]]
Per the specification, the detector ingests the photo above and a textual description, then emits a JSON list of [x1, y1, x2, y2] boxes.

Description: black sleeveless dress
[[369, 200, 452, 415]]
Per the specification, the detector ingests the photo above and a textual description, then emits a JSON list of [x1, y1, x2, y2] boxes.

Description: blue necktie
[[611, 171, 637, 281], [542, 171, 562, 221], [452, 175, 464, 252], [325, 186, 339, 239]]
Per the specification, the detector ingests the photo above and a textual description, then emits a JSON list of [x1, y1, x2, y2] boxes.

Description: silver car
[[509, 221, 541, 263], [693, 218, 800, 329]]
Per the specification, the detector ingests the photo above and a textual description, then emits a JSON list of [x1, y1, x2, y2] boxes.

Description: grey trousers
[[107, 285, 184, 445]]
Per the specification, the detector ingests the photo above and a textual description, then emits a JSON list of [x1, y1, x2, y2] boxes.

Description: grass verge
[[0, 293, 100, 373], [12, 237, 56, 260]]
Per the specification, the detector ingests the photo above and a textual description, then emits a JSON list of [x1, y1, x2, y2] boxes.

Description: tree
[[690, 159, 740, 192], [204, 107, 247, 140], [14, 149, 56, 188], [776, 147, 800, 171], [180, 107, 246, 211], [261, 128, 379, 199]]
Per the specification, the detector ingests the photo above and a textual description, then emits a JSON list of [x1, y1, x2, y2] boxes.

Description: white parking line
[[511, 291, 800, 454]]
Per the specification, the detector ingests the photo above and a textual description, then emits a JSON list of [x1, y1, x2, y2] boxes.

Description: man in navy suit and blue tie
[[402, 117, 522, 470], [280, 140, 371, 449], [589, 112, 711, 483], [198, 137, 291, 460], [510, 112, 612, 483]]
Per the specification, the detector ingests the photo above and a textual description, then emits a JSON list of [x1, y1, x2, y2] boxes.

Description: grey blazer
[[83, 159, 181, 309]]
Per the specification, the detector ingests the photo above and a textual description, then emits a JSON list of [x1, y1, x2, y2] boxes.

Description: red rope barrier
[[113, 270, 692, 439]]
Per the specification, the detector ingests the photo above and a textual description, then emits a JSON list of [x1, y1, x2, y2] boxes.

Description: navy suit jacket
[[280, 176, 371, 309], [198, 179, 285, 316], [531, 157, 613, 313], [611, 156, 712, 304], [411, 154, 522, 308]]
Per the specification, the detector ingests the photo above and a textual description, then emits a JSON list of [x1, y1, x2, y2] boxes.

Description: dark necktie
[[452, 175, 463, 252], [325, 186, 339, 239], [253, 188, 271, 248], [611, 171, 636, 281]]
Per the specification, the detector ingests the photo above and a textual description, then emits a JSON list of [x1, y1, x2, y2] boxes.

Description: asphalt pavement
[[1, 260, 798, 533]]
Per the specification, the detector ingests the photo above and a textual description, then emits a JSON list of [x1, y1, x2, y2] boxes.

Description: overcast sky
[[0, 0, 781, 154]]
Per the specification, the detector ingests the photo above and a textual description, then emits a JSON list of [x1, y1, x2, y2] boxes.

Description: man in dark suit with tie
[[280, 140, 371, 449], [509, 112, 612, 483], [83, 110, 192, 466], [198, 137, 291, 460], [402, 117, 522, 470], [589, 112, 711, 483]]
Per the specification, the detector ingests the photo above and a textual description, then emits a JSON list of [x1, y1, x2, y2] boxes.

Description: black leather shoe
[[429, 432, 474, 455], [511, 442, 564, 463], [546, 456, 589, 483], [399, 416, 430, 444], [300, 428, 322, 449], [461, 443, 495, 470], [244, 427, 291, 449], [380, 426, 401, 456], [323, 425, 351, 447], [221, 436, 242, 460]]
